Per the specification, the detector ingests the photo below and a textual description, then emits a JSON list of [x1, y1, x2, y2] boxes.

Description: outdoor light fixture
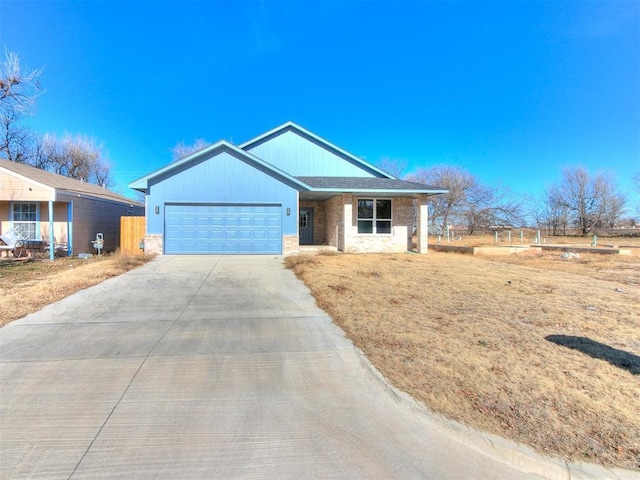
[[286, 208, 290, 215], [155, 206, 159, 214]]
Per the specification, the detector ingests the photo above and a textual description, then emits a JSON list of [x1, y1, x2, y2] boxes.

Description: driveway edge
[[351, 344, 638, 480]]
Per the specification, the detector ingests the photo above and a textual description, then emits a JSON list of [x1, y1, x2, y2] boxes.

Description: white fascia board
[[308, 187, 449, 195]]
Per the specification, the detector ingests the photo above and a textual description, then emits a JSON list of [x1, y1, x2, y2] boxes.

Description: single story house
[[129, 122, 446, 256], [0, 159, 144, 257]]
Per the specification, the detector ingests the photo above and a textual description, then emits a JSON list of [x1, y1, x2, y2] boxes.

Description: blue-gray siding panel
[[245, 130, 379, 177], [165, 204, 281, 254], [146, 150, 298, 235]]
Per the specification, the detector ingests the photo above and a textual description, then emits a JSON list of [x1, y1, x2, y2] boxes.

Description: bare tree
[[171, 138, 211, 161], [376, 157, 407, 179], [632, 171, 640, 221], [0, 50, 43, 162], [463, 184, 523, 235], [548, 167, 626, 236], [38, 134, 113, 187], [534, 193, 569, 236], [408, 165, 523, 234], [408, 166, 482, 234]]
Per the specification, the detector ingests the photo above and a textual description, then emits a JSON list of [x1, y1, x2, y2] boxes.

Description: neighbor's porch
[[0, 200, 73, 258]]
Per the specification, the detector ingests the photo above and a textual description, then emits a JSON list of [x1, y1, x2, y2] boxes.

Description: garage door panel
[[165, 204, 281, 254]]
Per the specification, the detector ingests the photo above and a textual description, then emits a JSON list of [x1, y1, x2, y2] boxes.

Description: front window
[[357, 198, 392, 234], [12, 203, 39, 239]]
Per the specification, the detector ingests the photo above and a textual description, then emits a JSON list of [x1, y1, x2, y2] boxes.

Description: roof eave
[[57, 189, 144, 206], [306, 187, 449, 195]]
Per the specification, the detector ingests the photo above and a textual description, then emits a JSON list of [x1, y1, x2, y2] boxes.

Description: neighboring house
[[129, 122, 446, 256], [0, 159, 144, 256]]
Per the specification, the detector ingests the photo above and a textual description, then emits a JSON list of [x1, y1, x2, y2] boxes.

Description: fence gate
[[120, 216, 146, 254]]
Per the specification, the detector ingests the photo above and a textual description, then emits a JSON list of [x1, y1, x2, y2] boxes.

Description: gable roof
[[239, 121, 394, 179], [128, 140, 311, 192], [0, 159, 142, 205]]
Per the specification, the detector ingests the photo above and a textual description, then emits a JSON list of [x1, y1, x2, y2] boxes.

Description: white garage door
[[165, 204, 282, 254]]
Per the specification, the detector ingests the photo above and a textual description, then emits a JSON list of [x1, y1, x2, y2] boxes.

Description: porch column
[[342, 193, 353, 252], [48, 200, 54, 261], [416, 194, 429, 254]]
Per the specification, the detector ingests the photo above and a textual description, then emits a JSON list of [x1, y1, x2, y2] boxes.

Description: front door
[[299, 208, 314, 245]]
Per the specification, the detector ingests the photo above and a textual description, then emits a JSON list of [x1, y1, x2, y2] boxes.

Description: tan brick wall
[[143, 234, 163, 255], [282, 235, 299, 256], [324, 195, 344, 249], [343, 196, 414, 253], [299, 200, 326, 244]]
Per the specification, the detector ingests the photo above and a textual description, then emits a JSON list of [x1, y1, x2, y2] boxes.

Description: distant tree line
[[1, 50, 113, 187], [380, 160, 638, 237]]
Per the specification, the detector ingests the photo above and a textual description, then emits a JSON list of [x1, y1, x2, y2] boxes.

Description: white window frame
[[357, 198, 392, 235], [11, 202, 40, 239]]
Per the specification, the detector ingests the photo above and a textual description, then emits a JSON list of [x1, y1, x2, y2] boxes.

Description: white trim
[[10, 201, 41, 239], [356, 197, 393, 235]]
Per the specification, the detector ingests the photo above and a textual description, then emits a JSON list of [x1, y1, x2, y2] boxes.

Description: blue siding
[[165, 204, 281, 254], [245, 129, 379, 177], [146, 149, 298, 235]]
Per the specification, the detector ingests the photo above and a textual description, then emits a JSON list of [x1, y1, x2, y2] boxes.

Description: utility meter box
[[92, 233, 104, 255]]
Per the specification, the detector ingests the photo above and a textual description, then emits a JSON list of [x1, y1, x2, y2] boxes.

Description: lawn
[[0, 253, 152, 327], [286, 249, 640, 471], [2, 245, 637, 470]]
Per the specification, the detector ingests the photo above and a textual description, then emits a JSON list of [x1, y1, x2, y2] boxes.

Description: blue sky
[[2, 0, 639, 206]]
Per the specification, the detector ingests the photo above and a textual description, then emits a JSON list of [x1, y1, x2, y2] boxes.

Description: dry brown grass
[[286, 251, 640, 471], [0, 252, 153, 327]]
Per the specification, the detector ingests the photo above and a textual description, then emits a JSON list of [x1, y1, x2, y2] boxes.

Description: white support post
[[48, 200, 54, 261]]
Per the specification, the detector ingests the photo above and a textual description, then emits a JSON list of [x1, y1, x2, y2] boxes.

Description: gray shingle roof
[[296, 176, 446, 192], [0, 159, 142, 205]]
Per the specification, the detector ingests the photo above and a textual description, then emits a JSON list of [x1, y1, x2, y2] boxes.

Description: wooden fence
[[120, 216, 146, 254]]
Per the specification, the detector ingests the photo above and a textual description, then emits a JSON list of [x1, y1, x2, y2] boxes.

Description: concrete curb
[[352, 345, 639, 480]]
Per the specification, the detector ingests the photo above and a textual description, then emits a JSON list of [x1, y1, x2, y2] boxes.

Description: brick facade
[[282, 235, 299, 256], [143, 234, 163, 255], [308, 194, 420, 254], [299, 200, 326, 244]]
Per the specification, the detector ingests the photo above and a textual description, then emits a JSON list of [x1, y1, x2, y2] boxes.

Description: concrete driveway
[[0, 256, 602, 479]]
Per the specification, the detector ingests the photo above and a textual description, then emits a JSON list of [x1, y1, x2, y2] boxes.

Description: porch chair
[[0, 228, 29, 258]]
